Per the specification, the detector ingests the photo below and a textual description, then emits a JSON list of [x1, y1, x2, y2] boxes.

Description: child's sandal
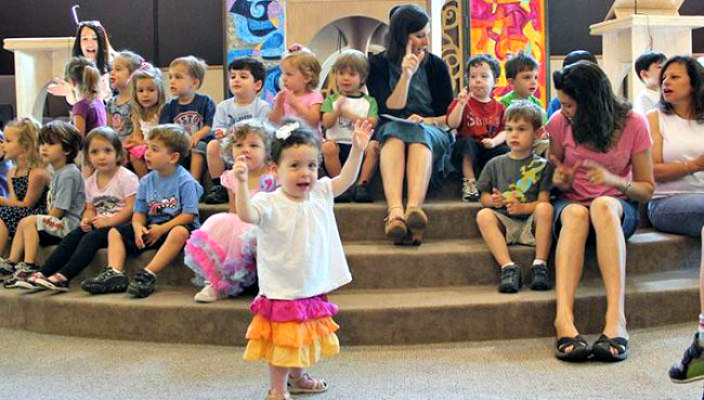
[[384, 206, 407, 245], [287, 372, 328, 394], [404, 206, 428, 245], [265, 389, 293, 400]]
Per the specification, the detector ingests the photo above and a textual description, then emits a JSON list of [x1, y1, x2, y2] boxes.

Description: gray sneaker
[[0, 258, 16, 281], [127, 270, 156, 298], [81, 267, 128, 294], [461, 179, 479, 202], [3, 262, 40, 289]]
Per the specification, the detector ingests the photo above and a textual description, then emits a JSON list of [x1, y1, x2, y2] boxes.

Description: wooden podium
[[3, 37, 74, 120], [590, 0, 704, 100]]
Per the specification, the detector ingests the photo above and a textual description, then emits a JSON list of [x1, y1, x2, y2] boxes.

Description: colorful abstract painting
[[225, 0, 285, 103], [470, 0, 548, 106]]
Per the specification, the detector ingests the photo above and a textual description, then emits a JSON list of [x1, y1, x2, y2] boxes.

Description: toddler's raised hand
[[457, 87, 469, 105], [352, 120, 373, 151], [214, 128, 226, 140], [233, 155, 249, 182]]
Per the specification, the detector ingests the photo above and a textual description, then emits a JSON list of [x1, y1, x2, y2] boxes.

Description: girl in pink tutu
[[234, 118, 372, 400], [184, 119, 276, 302], [125, 64, 167, 177]]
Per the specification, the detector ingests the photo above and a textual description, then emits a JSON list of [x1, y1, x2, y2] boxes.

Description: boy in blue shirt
[[160, 56, 216, 187], [82, 124, 203, 298]]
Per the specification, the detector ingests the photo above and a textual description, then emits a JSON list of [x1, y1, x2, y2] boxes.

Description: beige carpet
[[3, 323, 703, 400]]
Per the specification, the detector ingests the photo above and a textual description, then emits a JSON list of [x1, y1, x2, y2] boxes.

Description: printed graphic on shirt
[[148, 195, 179, 216], [93, 195, 121, 216], [110, 112, 125, 132], [501, 159, 548, 202], [173, 111, 203, 136], [466, 113, 502, 137]]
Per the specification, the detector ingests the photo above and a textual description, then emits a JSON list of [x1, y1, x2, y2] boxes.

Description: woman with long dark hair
[[547, 61, 654, 362], [48, 20, 116, 104], [366, 4, 454, 246]]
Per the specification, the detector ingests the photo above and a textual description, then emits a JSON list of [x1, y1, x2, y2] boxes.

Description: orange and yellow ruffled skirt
[[243, 295, 341, 368]]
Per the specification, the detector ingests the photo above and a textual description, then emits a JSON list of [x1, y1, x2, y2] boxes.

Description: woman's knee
[[560, 204, 590, 228], [589, 196, 622, 224]]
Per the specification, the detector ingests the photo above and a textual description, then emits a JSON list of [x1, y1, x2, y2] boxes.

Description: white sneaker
[[194, 283, 226, 303]]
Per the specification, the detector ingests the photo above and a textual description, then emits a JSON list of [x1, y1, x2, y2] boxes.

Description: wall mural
[[224, 0, 285, 103], [469, 0, 548, 105]]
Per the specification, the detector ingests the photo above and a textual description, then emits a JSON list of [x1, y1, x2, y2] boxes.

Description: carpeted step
[[0, 269, 697, 346], [32, 229, 699, 290], [200, 201, 483, 241]]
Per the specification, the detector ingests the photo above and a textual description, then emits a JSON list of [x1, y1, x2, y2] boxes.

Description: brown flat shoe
[[404, 206, 428, 245], [384, 207, 407, 245]]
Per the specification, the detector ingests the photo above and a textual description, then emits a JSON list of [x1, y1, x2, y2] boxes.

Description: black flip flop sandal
[[592, 334, 629, 362], [555, 335, 591, 362]]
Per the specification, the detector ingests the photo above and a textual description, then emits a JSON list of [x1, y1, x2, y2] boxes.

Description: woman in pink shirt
[[547, 61, 654, 363]]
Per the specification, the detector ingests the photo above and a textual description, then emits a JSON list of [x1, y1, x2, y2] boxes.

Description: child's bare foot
[[287, 372, 328, 394]]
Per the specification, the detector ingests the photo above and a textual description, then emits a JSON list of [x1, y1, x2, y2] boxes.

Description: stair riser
[[0, 286, 696, 346], [34, 234, 700, 290]]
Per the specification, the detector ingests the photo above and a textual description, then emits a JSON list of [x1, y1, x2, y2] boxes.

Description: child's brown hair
[[504, 100, 545, 131], [169, 56, 207, 89], [83, 126, 126, 167], [332, 49, 369, 86], [147, 124, 191, 163], [222, 119, 274, 161], [38, 120, 82, 164], [65, 56, 101, 100]]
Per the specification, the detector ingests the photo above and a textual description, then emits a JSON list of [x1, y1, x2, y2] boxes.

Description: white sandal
[[287, 372, 328, 394]]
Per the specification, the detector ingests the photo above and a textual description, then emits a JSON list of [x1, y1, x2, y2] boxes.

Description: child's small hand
[[214, 128, 226, 140], [457, 87, 469, 105], [505, 194, 524, 216], [491, 188, 505, 208], [275, 91, 287, 108], [189, 135, 200, 149], [90, 216, 110, 229], [352, 120, 373, 151], [233, 155, 249, 182], [144, 224, 165, 246], [481, 138, 495, 149], [333, 96, 347, 113], [407, 114, 425, 123], [80, 217, 92, 232], [134, 224, 148, 249]]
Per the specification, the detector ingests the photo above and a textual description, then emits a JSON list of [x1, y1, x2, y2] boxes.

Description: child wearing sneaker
[[3, 121, 85, 288], [203, 57, 271, 205], [447, 54, 508, 202], [81, 124, 203, 298], [160, 56, 216, 184], [0, 117, 49, 268], [475, 101, 553, 293], [321, 49, 379, 202], [185, 119, 276, 302], [18, 127, 139, 292], [235, 118, 371, 400]]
